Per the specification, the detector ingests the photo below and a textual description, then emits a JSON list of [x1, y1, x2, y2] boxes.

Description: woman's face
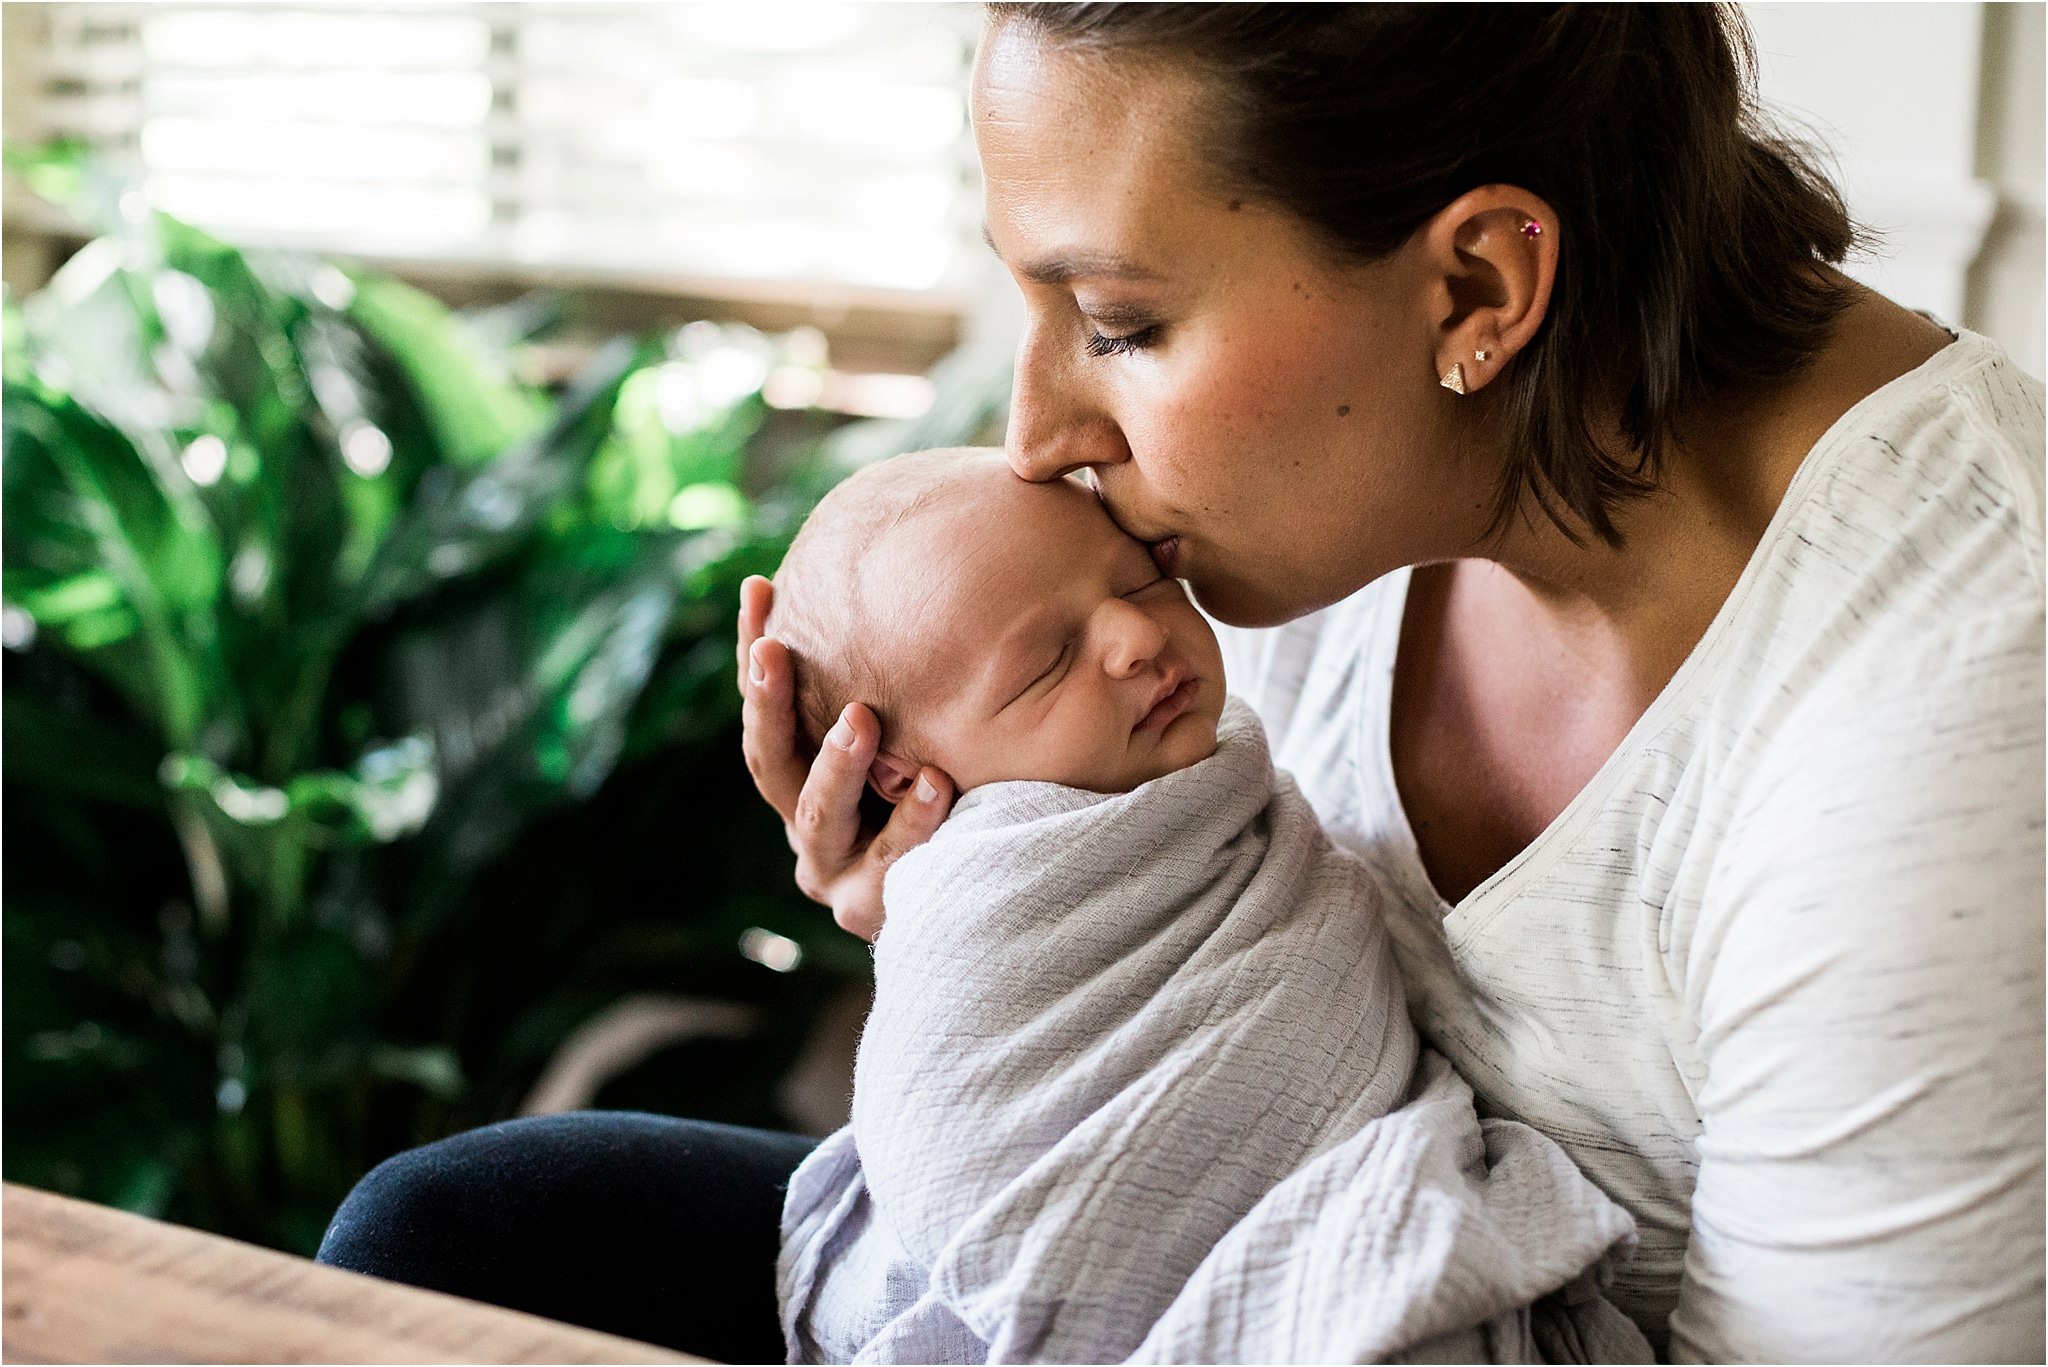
[[972, 25, 1497, 627]]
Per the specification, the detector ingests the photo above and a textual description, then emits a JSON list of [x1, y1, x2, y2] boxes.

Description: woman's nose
[[1006, 323, 1131, 483], [1098, 600, 1167, 679]]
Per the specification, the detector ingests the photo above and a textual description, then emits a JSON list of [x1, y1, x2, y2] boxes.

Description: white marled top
[[1215, 327, 2046, 1362]]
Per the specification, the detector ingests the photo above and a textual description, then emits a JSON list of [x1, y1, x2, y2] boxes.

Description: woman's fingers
[[737, 576, 799, 812], [737, 575, 773, 684], [831, 896, 887, 942], [736, 574, 953, 938], [740, 635, 807, 821], [832, 765, 955, 942], [788, 700, 881, 896]]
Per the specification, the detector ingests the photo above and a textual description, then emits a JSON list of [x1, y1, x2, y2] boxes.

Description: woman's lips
[[1149, 536, 1182, 577], [1135, 676, 1198, 734]]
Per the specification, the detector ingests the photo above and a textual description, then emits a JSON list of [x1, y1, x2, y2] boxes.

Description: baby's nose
[[1101, 603, 1167, 677]]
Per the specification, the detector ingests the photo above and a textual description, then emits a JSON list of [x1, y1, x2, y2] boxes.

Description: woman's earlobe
[[1425, 186, 1558, 397], [868, 751, 921, 805]]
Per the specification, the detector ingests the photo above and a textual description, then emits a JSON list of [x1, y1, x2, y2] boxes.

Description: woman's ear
[[1418, 184, 1559, 396], [868, 750, 921, 805]]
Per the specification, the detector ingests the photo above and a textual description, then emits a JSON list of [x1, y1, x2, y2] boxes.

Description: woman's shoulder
[[1788, 326, 2043, 602], [1705, 328, 2044, 838], [1706, 327, 2044, 731]]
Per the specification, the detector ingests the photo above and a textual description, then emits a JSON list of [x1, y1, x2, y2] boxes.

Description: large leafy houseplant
[[2, 150, 1007, 1254]]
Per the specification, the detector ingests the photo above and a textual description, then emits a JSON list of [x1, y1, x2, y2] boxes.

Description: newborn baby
[[770, 448, 1648, 1365], [767, 445, 1224, 799]]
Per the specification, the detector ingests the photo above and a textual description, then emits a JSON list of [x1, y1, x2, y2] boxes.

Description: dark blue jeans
[[317, 1112, 817, 1363]]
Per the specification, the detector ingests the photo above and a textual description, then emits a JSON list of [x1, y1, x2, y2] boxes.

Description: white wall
[[1965, 1, 2046, 379], [1747, 1, 2044, 377]]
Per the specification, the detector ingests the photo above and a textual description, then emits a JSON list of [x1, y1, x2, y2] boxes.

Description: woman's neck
[[1463, 283, 1952, 696]]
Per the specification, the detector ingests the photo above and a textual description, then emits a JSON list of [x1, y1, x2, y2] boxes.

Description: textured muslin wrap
[[780, 697, 1650, 1363]]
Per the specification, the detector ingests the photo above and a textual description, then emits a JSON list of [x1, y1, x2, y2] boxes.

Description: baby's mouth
[[1135, 672, 1197, 734]]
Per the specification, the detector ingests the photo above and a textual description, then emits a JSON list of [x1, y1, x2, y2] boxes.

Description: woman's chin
[[1187, 575, 1319, 631]]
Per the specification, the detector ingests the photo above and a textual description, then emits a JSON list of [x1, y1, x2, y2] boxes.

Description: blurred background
[[2, 1, 2041, 1259]]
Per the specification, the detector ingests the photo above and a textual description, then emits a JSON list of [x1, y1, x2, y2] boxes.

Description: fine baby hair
[[767, 446, 1002, 764]]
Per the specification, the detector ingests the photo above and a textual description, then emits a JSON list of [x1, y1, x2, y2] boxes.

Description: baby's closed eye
[[1036, 641, 1073, 683]]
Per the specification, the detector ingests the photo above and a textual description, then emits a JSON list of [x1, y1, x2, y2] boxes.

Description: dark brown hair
[[984, 2, 1862, 545]]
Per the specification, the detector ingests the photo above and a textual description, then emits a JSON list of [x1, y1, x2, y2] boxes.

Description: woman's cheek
[[1133, 386, 1262, 519], [1160, 344, 1329, 484]]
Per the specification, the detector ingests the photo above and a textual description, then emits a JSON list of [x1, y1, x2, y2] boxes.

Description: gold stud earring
[[1439, 363, 1467, 395]]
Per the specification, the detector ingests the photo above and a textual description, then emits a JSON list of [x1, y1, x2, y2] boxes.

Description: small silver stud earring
[[1474, 349, 1491, 362]]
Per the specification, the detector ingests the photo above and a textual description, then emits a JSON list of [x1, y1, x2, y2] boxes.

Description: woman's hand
[[737, 575, 955, 941]]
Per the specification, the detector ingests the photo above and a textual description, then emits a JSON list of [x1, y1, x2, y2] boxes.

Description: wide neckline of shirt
[[1366, 324, 1993, 936]]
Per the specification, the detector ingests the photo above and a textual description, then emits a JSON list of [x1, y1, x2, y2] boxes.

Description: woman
[[323, 5, 2043, 1361]]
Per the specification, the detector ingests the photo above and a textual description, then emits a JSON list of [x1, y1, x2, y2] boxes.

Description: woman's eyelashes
[[1084, 324, 1162, 358]]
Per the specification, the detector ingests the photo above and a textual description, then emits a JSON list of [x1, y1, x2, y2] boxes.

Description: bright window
[[17, 2, 984, 306]]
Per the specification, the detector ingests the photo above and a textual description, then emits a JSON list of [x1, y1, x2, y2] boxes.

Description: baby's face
[[875, 466, 1225, 794]]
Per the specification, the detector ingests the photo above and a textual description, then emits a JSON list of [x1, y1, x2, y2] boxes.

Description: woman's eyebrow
[[980, 222, 1160, 285]]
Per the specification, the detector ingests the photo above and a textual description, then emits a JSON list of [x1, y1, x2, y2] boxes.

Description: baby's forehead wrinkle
[[857, 517, 989, 698]]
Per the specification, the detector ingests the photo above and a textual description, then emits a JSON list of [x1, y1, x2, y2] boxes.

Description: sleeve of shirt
[[1670, 594, 2046, 1362]]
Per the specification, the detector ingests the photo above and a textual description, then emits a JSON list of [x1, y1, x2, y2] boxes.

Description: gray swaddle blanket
[[779, 697, 1650, 1364]]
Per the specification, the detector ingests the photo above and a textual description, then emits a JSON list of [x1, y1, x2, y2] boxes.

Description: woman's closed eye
[[1084, 324, 1162, 358]]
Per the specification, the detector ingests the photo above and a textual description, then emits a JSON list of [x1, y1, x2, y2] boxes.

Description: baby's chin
[[951, 711, 1223, 796], [1125, 713, 1221, 790]]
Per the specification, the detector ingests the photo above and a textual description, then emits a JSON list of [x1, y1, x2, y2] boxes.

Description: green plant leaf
[[345, 273, 544, 471], [2, 290, 33, 387], [2, 378, 231, 752], [359, 337, 653, 616], [2, 138, 119, 228], [383, 527, 685, 930]]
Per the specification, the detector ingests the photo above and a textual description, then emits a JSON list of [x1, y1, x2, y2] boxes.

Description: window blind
[[18, 2, 983, 307]]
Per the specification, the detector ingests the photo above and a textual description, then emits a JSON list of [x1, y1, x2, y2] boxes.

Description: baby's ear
[[867, 750, 920, 805]]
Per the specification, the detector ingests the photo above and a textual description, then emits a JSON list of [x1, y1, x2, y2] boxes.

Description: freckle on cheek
[[1337, 405, 1352, 417]]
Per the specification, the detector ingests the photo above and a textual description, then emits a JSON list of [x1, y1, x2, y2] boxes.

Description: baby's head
[[768, 447, 1225, 799]]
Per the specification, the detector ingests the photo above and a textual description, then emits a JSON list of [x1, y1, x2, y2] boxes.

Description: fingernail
[[828, 713, 855, 749], [748, 641, 767, 686], [916, 775, 938, 803]]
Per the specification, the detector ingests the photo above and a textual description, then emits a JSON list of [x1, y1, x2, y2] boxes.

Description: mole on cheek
[[1228, 199, 1243, 212], [1337, 405, 1352, 417]]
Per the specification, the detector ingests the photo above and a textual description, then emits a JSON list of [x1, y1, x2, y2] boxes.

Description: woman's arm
[[1671, 598, 2045, 1362], [736, 575, 954, 940]]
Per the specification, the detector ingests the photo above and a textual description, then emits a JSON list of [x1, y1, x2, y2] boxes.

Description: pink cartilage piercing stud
[[1521, 218, 1543, 238]]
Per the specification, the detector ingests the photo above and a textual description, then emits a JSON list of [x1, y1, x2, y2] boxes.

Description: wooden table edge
[[3, 1181, 713, 1364]]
